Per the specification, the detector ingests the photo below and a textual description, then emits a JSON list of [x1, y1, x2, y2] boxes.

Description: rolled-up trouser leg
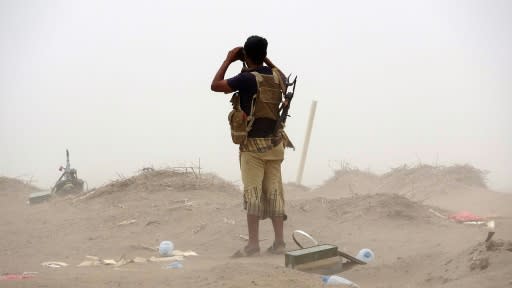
[[261, 158, 285, 218], [240, 143, 285, 220], [241, 152, 265, 217]]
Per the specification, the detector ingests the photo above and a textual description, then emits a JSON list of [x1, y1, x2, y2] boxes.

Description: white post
[[296, 100, 317, 185]]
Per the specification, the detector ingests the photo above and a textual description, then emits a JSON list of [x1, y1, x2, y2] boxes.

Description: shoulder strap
[[251, 71, 264, 83], [272, 68, 287, 95], [245, 71, 262, 132]]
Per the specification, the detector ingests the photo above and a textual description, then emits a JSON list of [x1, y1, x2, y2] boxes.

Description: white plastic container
[[159, 241, 174, 257], [321, 275, 359, 287], [356, 248, 375, 263]]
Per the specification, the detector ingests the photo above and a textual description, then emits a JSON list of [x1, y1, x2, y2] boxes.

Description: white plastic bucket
[[159, 241, 174, 257], [356, 248, 374, 263]]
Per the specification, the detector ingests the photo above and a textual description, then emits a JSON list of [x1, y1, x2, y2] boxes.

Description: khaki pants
[[240, 143, 285, 220]]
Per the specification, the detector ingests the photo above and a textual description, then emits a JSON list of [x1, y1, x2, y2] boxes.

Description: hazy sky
[[1, 0, 511, 191]]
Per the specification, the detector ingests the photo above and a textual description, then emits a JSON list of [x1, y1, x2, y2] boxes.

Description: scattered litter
[[164, 261, 183, 269], [171, 198, 193, 205], [0, 272, 37, 280], [77, 260, 100, 267], [172, 250, 198, 256], [75, 249, 196, 268], [130, 244, 157, 251], [77, 256, 138, 267], [75, 246, 196, 268], [77, 256, 101, 267], [322, 275, 359, 287], [149, 256, 184, 262], [448, 212, 497, 242], [113, 258, 132, 267], [461, 220, 495, 229], [428, 208, 447, 219], [223, 217, 235, 225], [133, 257, 147, 263], [41, 261, 68, 268], [462, 221, 486, 225], [429, 209, 496, 242], [449, 211, 484, 223], [118, 219, 136, 225], [102, 259, 117, 265]]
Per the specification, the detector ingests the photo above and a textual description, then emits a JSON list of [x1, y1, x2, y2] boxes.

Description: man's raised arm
[[210, 47, 243, 93]]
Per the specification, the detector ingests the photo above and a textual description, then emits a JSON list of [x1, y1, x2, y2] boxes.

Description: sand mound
[[0, 176, 41, 193], [290, 193, 448, 225], [378, 164, 487, 198], [81, 169, 239, 201], [316, 169, 379, 196], [316, 164, 486, 197], [425, 239, 512, 286], [309, 164, 512, 216], [454, 239, 512, 272]]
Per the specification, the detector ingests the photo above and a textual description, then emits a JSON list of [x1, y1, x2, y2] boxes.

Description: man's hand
[[211, 47, 243, 93], [226, 47, 244, 64]]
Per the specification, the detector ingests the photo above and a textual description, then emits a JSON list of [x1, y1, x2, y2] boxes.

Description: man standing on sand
[[211, 35, 293, 257]]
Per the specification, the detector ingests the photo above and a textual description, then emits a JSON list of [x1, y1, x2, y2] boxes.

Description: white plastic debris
[[41, 261, 68, 268]]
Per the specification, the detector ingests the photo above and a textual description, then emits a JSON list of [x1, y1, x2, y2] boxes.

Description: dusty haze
[[1, 0, 511, 191]]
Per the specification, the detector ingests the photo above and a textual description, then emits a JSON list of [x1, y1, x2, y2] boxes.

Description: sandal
[[231, 246, 260, 258], [267, 241, 286, 255]]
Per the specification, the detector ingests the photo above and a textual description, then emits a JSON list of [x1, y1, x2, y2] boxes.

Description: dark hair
[[244, 35, 267, 65]]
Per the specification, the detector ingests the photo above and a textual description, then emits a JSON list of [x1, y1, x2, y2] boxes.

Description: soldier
[[211, 35, 292, 257]]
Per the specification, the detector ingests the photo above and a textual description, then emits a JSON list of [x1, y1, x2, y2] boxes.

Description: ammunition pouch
[[228, 93, 248, 144]]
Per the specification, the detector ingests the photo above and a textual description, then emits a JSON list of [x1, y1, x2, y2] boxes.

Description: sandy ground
[[1, 166, 511, 288]]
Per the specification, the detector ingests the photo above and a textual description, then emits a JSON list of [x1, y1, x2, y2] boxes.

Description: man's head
[[243, 35, 267, 65]]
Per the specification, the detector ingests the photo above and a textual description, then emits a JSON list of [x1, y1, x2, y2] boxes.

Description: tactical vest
[[228, 68, 285, 144], [247, 68, 284, 129]]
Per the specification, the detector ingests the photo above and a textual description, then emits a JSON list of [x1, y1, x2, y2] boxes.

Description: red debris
[[448, 211, 484, 223], [0, 274, 35, 280]]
